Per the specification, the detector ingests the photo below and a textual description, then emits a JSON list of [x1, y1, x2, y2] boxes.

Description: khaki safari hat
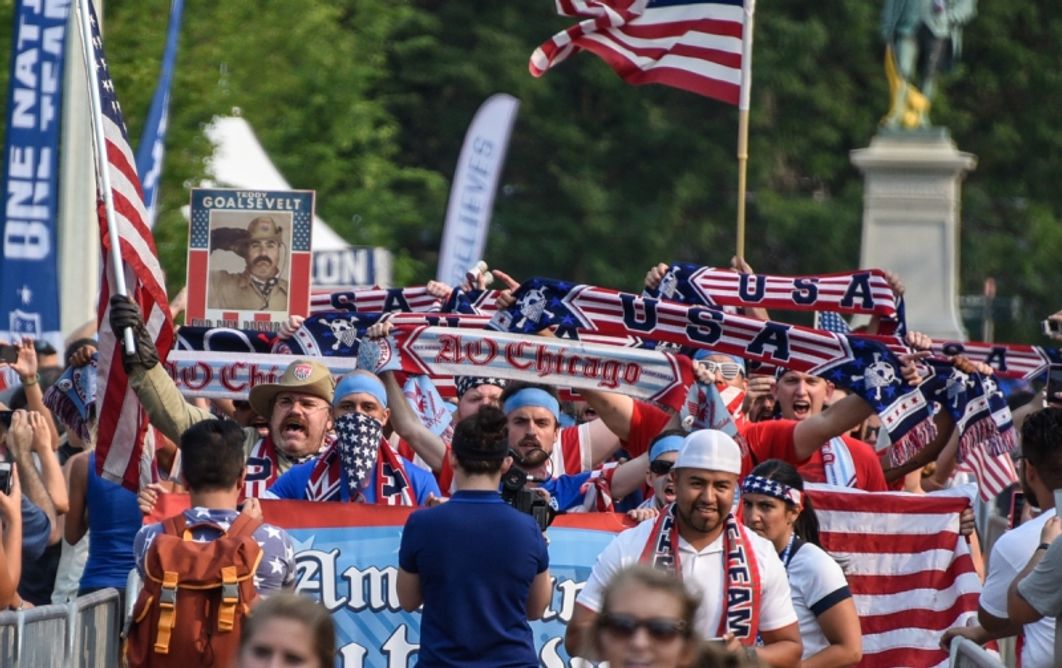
[[246, 216, 284, 241], [248, 359, 335, 418]]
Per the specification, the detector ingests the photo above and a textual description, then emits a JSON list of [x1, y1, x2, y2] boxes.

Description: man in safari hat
[[208, 215, 290, 311], [110, 293, 334, 497]]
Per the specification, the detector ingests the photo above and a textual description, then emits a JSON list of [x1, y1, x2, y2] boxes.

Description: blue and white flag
[[0, 0, 70, 349], [436, 94, 519, 287], [135, 0, 185, 228]]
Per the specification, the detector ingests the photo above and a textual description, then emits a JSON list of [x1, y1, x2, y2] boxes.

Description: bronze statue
[[881, 0, 976, 129]]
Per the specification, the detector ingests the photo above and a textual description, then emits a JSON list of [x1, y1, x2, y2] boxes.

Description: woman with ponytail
[[741, 459, 862, 668]]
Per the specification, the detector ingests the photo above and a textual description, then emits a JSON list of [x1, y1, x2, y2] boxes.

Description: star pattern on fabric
[[335, 412, 384, 493]]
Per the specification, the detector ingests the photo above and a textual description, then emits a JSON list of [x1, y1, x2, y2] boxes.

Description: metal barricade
[[950, 636, 1007, 668], [0, 587, 120, 666]]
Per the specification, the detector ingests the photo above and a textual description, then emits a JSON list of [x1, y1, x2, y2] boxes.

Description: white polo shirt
[[577, 515, 797, 638], [786, 542, 852, 658]]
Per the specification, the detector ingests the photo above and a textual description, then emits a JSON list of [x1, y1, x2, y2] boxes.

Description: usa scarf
[[306, 413, 415, 505], [488, 278, 935, 457], [44, 354, 98, 442], [309, 287, 442, 315], [640, 505, 761, 645], [646, 263, 904, 333], [243, 436, 317, 499], [913, 361, 1017, 466]]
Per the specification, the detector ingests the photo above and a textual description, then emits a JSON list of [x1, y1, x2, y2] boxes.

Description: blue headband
[[649, 434, 685, 462], [502, 388, 560, 421], [333, 373, 387, 409]]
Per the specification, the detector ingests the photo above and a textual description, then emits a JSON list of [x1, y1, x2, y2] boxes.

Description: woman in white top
[[741, 459, 862, 668]]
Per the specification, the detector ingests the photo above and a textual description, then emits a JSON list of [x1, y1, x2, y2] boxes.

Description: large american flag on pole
[[808, 485, 981, 668], [529, 0, 754, 106], [86, 1, 175, 491]]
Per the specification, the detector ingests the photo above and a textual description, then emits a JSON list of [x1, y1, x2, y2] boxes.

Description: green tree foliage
[[0, 0, 1058, 342]]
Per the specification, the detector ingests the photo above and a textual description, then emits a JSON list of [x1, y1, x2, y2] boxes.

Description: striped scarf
[[640, 505, 761, 644], [646, 263, 905, 334]]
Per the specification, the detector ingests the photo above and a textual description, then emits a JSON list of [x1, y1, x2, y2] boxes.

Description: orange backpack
[[125, 512, 263, 667]]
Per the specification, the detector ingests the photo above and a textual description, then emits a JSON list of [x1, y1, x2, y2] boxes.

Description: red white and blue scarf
[[306, 413, 415, 505], [640, 504, 761, 645], [645, 263, 905, 334]]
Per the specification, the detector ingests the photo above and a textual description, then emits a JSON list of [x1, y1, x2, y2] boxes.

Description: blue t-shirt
[[266, 456, 440, 505], [21, 497, 51, 561], [399, 490, 549, 668]]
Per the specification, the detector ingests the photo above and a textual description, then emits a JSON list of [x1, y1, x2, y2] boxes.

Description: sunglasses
[[702, 360, 742, 380], [600, 613, 689, 641], [649, 459, 674, 475]]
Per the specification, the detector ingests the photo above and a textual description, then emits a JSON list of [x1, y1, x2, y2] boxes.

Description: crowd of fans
[[0, 262, 1059, 668]]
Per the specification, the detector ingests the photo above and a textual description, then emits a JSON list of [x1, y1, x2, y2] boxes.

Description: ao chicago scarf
[[305, 413, 415, 505], [640, 504, 761, 645]]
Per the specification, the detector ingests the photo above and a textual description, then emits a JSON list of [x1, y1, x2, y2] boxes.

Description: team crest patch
[[292, 363, 314, 381]]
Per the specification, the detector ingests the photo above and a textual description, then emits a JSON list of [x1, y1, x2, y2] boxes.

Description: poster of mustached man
[[185, 188, 314, 332]]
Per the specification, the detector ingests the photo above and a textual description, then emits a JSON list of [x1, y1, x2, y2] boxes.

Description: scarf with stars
[[645, 263, 906, 335], [305, 413, 415, 505], [488, 278, 936, 461], [640, 504, 761, 645]]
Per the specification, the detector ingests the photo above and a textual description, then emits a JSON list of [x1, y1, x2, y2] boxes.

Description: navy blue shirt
[[20, 497, 50, 561], [399, 490, 549, 667]]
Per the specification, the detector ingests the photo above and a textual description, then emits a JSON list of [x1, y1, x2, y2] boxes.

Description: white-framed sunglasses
[[701, 360, 743, 380]]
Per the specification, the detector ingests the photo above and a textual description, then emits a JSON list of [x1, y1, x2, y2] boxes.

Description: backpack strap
[[216, 513, 262, 634], [226, 512, 263, 539], [154, 569, 180, 654]]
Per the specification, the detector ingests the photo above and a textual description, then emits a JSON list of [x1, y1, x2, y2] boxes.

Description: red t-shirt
[[740, 420, 887, 492], [625, 401, 674, 458]]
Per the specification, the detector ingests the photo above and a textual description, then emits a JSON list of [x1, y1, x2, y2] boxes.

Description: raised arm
[[3, 338, 60, 449], [109, 295, 214, 444], [381, 371, 447, 473]]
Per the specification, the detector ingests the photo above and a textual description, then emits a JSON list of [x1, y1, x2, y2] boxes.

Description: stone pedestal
[[850, 130, 976, 341]]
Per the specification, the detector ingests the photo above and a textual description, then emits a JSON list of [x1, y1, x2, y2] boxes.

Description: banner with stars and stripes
[[185, 188, 314, 333]]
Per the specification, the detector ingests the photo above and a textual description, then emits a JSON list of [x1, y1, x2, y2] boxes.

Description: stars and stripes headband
[[454, 376, 508, 398], [741, 475, 802, 507]]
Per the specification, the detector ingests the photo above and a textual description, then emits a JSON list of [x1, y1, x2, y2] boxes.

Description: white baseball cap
[[673, 429, 742, 475]]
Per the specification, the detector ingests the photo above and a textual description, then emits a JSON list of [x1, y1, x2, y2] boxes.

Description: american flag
[[87, 2, 175, 491], [956, 446, 1018, 502], [530, 0, 755, 107], [809, 485, 980, 668], [815, 310, 853, 335]]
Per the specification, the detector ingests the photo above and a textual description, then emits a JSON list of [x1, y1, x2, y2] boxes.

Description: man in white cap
[[565, 429, 802, 668]]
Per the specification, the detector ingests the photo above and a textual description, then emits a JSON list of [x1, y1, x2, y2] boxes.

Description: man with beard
[[942, 407, 1060, 668], [110, 296, 335, 499], [208, 216, 290, 311], [263, 371, 439, 505], [566, 430, 801, 667]]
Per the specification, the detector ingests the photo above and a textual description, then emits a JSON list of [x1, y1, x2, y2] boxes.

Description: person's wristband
[[19, 373, 38, 387], [1038, 542, 1051, 551]]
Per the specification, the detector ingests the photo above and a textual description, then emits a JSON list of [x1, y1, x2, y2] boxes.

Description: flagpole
[[735, 0, 756, 260], [76, 0, 135, 354]]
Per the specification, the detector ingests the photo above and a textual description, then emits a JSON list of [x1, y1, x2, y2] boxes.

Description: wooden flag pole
[[736, 109, 749, 259], [735, 0, 756, 261]]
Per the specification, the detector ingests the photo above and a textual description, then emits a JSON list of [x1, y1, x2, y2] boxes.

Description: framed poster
[[185, 189, 314, 331]]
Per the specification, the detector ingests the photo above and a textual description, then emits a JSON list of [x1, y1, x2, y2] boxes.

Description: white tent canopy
[[201, 115, 350, 252]]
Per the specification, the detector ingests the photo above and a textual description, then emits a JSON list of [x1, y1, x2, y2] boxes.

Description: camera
[[500, 466, 554, 532], [0, 411, 12, 429], [0, 462, 11, 495], [1042, 319, 1062, 337], [0, 346, 16, 365]]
